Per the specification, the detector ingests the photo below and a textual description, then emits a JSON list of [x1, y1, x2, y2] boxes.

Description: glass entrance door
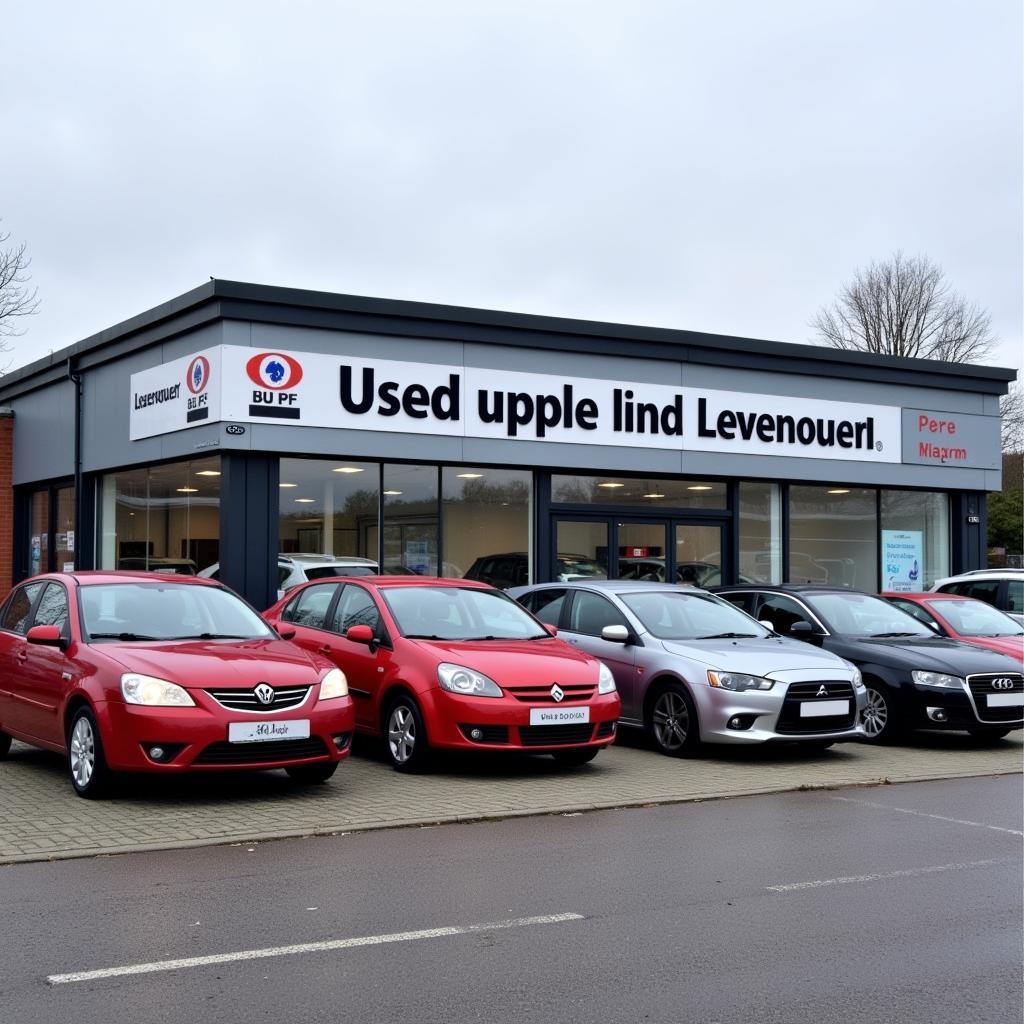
[[674, 522, 728, 587], [615, 521, 669, 581]]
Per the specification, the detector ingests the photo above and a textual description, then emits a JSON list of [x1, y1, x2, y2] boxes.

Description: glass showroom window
[[28, 489, 49, 576], [551, 474, 726, 509], [383, 464, 438, 574], [99, 457, 221, 573], [442, 467, 532, 587], [279, 458, 379, 560], [789, 486, 878, 590], [739, 482, 781, 583], [880, 490, 950, 591]]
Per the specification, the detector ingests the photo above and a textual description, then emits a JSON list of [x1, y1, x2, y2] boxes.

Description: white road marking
[[768, 857, 1009, 892], [830, 795, 1024, 836], [47, 912, 584, 986]]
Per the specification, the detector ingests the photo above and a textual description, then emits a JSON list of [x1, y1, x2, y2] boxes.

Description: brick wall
[[0, 409, 12, 596]]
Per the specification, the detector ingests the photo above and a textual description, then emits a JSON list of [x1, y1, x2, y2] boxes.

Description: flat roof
[[0, 278, 1016, 399]]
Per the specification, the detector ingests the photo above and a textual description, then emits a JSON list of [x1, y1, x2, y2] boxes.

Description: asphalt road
[[1, 775, 1021, 1024]]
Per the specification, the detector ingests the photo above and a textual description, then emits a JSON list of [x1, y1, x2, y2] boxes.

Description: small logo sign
[[550, 684, 565, 703], [816, 685, 828, 697], [254, 684, 275, 705], [992, 678, 1015, 690], [186, 355, 211, 395], [246, 352, 304, 391], [225, 424, 246, 435]]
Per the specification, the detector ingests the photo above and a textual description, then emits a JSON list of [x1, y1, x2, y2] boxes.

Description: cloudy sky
[[3, 1, 1021, 377]]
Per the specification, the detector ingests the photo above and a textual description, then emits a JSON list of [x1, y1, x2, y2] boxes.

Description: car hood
[[94, 638, 327, 687], [659, 637, 852, 678], [407, 637, 600, 684], [828, 635, 1024, 674], [948, 636, 1024, 663]]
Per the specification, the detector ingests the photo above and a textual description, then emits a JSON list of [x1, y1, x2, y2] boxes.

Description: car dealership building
[[0, 279, 1013, 610]]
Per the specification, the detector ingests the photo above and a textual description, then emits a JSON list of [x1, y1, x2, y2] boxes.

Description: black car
[[712, 584, 1023, 743]]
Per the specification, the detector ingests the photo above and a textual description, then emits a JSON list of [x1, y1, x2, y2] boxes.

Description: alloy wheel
[[69, 716, 96, 789], [652, 691, 690, 751], [861, 687, 889, 739], [388, 705, 416, 764]]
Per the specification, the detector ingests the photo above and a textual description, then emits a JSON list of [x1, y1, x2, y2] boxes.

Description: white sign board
[[881, 530, 924, 592], [130, 345, 903, 463]]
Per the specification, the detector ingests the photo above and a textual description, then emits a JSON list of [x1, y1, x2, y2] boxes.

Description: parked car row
[[0, 570, 1020, 800]]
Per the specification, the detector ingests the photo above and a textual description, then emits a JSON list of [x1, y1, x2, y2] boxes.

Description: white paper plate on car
[[529, 707, 590, 726], [228, 720, 310, 743], [800, 699, 849, 718]]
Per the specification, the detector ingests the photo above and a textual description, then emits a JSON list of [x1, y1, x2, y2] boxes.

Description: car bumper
[[904, 682, 1024, 732], [93, 697, 356, 772], [417, 689, 621, 752], [690, 680, 867, 745]]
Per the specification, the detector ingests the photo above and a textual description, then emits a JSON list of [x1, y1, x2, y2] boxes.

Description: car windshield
[[80, 583, 274, 642], [928, 599, 1024, 637], [807, 592, 933, 638], [620, 591, 771, 641], [382, 586, 548, 641]]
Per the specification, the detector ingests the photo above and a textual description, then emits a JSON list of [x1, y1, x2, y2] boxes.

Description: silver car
[[509, 580, 867, 755]]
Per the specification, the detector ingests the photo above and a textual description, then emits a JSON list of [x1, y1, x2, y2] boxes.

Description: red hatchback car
[[0, 572, 355, 798], [883, 592, 1024, 664], [264, 577, 622, 771]]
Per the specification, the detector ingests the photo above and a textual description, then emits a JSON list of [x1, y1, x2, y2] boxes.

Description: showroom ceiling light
[[457, 473, 483, 479], [598, 482, 624, 488], [827, 488, 851, 494], [294, 498, 315, 503], [279, 483, 297, 488], [195, 470, 221, 477], [383, 490, 403, 496], [687, 485, 713, 491], [644, 493, 666, 499], [333, 467, 364, 474], [176, 487, 198, 493]]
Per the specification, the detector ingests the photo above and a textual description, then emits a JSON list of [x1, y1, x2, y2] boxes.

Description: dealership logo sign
[[246, 352, 304, 420]]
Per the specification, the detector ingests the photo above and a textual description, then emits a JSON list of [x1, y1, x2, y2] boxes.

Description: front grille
[[459, 724, 510, 744], [193, 737, 329, 765], [505, 684, 596, 704], [205, 685, 311, 713], [776, 681, 857, 735], [518, 724, 596, 746], [966, 673, 1024, 723]]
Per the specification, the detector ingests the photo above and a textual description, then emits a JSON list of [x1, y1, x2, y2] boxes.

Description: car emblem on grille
[[550, 684, 565, 703], [254, 684, 275, 705], [816, 685, 828, 697], [993, 678, 1015, 690]]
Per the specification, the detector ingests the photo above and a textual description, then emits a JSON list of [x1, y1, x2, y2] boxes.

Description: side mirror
[[788, 621, 822, 642], [601, 624, 631, 644], [276, 625, 297, 641], [346, 624, 375, 646], [27, 624, 66, 649], [758, 619, 775, 632], [544, 623, 558, 637]]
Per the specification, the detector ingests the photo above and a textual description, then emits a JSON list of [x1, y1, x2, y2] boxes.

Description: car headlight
[[121, 673, 195, 707], [437, 663, 503, 698], [911, 671, 964, 689], [318, 667, 349, 701], [707, 670, 775, 692], [598, 662, 617, 694], [851, 667, 865, 692]]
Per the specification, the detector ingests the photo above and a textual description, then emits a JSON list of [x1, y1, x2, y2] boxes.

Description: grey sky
[[3, 0, 1021, 377]]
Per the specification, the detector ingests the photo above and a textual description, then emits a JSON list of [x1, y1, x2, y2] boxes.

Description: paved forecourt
[[0, 731, 1020, 864]]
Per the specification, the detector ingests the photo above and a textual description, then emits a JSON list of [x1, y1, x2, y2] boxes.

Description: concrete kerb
[[2, 762, 1019, 868]]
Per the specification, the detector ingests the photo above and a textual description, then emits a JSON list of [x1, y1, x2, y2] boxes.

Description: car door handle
[[16, 649, 27, 662]]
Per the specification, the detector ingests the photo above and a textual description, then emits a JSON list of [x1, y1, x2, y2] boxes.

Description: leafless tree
[[1002, 382, 1024, 455], [812, 252, 996, 363], [0, 223, 40, 348]]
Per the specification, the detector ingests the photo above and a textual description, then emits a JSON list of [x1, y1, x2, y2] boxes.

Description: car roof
[[522, 580, 707, 593], [53, 571, 224, 587], [283, 553, 378, 565], [712, 583, 872, 596], [935, 570, 1022, 582], [882, 591, 980, 602], [327, 576, 495, 591]]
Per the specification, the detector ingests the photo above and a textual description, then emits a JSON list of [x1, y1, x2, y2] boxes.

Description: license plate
[[987, 693, 1024, 708], [228, 720, 310, 743], [800, 699, 850, 718], [529, 706, 591, 726]]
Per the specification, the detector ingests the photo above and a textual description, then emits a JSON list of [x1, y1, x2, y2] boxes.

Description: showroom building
[[0, 279, 1013, 610]]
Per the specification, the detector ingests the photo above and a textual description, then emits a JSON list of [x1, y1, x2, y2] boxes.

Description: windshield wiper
[[403, 633, 448, 640], [870, 631, 922, 638], [88, 632, 161, 641], [696, 632, 760, 640], [164, 633, 254, 640]]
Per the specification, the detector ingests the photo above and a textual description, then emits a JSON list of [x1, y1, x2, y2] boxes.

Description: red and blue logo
[[246, 352, 304, 391], [186, 355, 211, 395]]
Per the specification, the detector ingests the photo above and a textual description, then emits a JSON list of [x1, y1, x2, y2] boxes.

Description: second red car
[[265, 577, 621, 771]]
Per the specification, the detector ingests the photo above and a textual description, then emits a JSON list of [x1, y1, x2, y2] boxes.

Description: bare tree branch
[[811, 251, 996, 364], [0, 222, 40, 350], [1002, 382, 1024, 455]]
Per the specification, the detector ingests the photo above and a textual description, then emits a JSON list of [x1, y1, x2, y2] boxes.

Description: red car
[[0, 572, 354, 798], [883, 592, 1024, 664], [264, 576, 621, 771]]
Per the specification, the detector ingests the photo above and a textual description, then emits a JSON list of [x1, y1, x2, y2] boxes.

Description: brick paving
[[0, 732, 1020, 864]]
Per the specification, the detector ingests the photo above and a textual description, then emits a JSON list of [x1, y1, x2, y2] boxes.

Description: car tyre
[[67, 707, 112, 799], [0, 730, 12, 760], [966, 727, 1013, 743], [551, 747, 600, 767], [385, 694, 432, 773], [860, 681, 902, 743], [285, 761, 339, 784], [648, 682, 701, 757]]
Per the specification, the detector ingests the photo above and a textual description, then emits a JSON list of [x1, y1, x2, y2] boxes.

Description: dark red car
[[264, 576, 621, 771], [883, 592, 1024, 664], [0, 572, 355, 798]]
